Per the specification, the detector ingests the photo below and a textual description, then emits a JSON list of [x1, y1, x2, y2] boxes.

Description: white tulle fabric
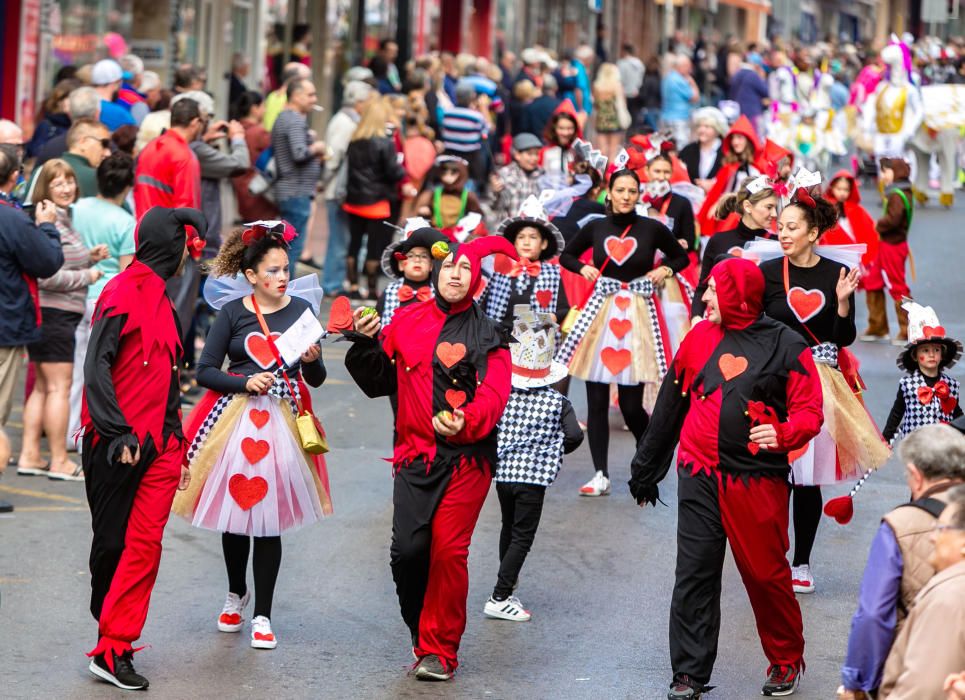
[[203, 273, 324, 314], [742, 239, 866, 270]]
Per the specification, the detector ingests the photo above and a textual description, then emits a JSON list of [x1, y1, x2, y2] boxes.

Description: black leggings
[[222, 533, 282, 619], [585, 381, 649, 477], [791, 485, 822, 567], [347, 213, 394, 263]]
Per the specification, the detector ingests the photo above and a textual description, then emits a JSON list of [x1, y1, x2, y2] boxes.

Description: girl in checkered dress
[[483, 307, 583, 622]]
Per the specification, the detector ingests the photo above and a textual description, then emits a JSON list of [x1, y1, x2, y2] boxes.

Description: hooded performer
[[343, 235, 519, 681], [696, 115, 763, 236], [629, 257, 824, 699], [81, 206, 206, 690]]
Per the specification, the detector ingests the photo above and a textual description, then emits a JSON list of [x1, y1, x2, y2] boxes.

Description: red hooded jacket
[[697, 115, 763, 236], [822, 170, 879, 268]]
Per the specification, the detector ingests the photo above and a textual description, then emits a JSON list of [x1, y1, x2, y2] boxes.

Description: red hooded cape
[[697, 115, 762, 236], [822, 170, 879, 268]]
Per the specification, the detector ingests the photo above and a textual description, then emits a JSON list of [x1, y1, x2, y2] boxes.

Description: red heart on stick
[[249, 409, 269, 429], [609, 318, 633, 340], [445, 389, 466, 410], [787, 287, 826, 323], [604, 236, 638, 265], [614, 296, 631, 312], [718, 353, 748, 381], [436, 342, 466, 368], [600, 347, 633, 375], [535, 290, 553, 308], [228, 474, 269, 510], [326, 295, 354, 332], [747, 442, 761, 455], [241, 438, 270, 465]]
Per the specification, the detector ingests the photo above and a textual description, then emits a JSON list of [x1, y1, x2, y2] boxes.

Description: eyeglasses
[[406, 253, 430, 262], [85, 135, 111, 148], [934, 523, 965, 533]]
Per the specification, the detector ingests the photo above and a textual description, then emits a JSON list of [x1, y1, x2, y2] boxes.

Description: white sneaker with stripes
[[484, 595, 532, 621]]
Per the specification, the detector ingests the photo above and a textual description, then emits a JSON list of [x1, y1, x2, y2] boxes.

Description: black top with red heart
[[558, 211, 689, 283], [759, 255, 857, 349], [196, 296, 326, 395]]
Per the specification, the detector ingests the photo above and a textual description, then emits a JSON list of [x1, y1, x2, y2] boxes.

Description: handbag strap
[[782, 256, 823, 346], [578, 223, 633, 308], [250, 295, 303, 413]]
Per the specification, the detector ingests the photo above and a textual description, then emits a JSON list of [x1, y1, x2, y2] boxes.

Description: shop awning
[[715, 0, 772, 13]]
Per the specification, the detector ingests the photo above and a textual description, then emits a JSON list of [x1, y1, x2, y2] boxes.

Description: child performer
[[822, 171, 878, 275], [483, 307, 583, 621], [172, 221, 332, 650], [414, 156, 485, 239], [882, 302, 963, 443], [378, 222, 449, 328]]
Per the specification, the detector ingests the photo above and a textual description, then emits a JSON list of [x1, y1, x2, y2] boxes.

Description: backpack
[[248, 146, 277, 201]]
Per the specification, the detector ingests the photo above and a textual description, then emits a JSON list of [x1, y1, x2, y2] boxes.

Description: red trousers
[[84, 434, 182, 658], [391, 460, 492, 670], [670, 469, 804, 685], [863, 240, 909, 300]]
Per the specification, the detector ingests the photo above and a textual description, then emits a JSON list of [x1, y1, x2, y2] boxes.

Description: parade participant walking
[[696, 115, 762, 236], [539, 104, 581, 176], [172, 221, 331, 650], [821, 171, 878, 278], [629, 256, 824, 699], [483, 307, 582, 622], [81, 206, 205, 690], [343, 235, 519, 681], [837, 424, 965, 700], [881, 303, 962, 443], [860, 158, 914, 344], [413, 156, 483, 239], [482, 196, 569, 331], [758, 187, 890, 594], [557, 168, 689, 497]]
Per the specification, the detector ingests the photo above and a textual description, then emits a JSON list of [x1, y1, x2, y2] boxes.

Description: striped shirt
[[271, 109, 322, 201], [440, 106, 488, 152], [38, 210, 92, 314]]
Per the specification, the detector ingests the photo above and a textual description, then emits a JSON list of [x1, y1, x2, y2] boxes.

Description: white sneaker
[[217, 590, 251, 632], [791, 565, 815, 594], [250, 615, 278, 649], [579, 470, 611, 497], [484, 595, 531, 621]]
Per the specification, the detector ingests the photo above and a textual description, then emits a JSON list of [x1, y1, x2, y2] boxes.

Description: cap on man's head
[[91, 59, 123, 86], [512, 133, 543, 152]]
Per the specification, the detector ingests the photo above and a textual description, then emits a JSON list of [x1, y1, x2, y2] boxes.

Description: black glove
[[628, 478, 660, 507], [107, 433, 140, 465]]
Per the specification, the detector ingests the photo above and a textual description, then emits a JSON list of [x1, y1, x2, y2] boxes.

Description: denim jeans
[[322, 200, 348, 295], [278, 195, 313, 263]]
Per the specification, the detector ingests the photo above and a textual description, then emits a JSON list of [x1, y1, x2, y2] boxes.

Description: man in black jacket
[[0, 144, 64, 513]]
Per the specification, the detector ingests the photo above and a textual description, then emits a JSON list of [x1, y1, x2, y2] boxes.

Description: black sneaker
[[414, 654, 453, 681], [89, 652, 149, 690], [668, 674, 704, 699], [761, 664, 800, 696], [0, 499, 12, 514]]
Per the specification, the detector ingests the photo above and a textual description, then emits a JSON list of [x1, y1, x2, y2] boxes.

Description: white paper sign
[[275, 308, 324, 367]]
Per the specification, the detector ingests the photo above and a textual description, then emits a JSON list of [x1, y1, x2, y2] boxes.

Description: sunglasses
[[85, 135, 111, 148]]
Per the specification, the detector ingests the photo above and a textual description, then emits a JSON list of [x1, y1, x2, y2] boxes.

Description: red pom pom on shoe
[[824, 495, 854, 525]]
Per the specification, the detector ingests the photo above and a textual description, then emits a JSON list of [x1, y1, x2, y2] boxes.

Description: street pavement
[[1, 189, 962, 699]]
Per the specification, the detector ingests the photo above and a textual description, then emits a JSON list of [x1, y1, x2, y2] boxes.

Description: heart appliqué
[[600, 347, 632, 376], [244, 331, 282, 369], [249, 409, 269, 429], [534, 290, 553, 308], [436, 342, 466, 368], [718, 353, 748, 381], [604, 236, 638, 265], [787, 445, 809, 463], [614, 295, 631, 312], [228, 474, 269, 511], [609, 318, 632, 340], [326, 295, 354, 332], [787, 287, 826, 324], [241, 438, 270, 465], [923, 325, 946, 339], [445, 389, 466, 410], [747, 442, 761, 455]]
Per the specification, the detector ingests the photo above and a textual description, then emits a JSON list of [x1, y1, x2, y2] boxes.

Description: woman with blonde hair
[[592, 62, 629, 161], [17, 159, 108, 480]]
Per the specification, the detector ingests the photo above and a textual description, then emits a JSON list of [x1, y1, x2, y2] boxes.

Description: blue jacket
[[0, 205, 65, 347]]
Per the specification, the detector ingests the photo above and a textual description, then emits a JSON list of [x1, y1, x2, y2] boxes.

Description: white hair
[[172, 90, 215, 118], [140, 71, 161, 92], [120, 54, 144, 77], [68, 87, 101, 119], [343, 80, 373, 106], [0, 119, 23, 144]]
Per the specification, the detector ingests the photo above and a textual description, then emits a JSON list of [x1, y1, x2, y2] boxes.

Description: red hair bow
[[241, 221, 297, 247], [792, 188, 816, 209]]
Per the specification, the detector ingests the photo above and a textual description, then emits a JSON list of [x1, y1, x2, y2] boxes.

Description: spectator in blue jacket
[[0, 144, 65, 513]]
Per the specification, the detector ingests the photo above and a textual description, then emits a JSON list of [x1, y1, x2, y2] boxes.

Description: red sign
[[17, 0, 42, 136]]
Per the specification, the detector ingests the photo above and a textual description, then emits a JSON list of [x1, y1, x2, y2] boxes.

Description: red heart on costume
[[604, 236, 638, 265], [614, 296, 631, 311], [535, 290, 553, 308], [923, 325, 946, 339], [326, 295, 354, 332], [241, 437, 270, 465], [600, 347, 633, 376], [445, 389, 466, 410], [747, 442, 761, 455], [228, 474, 269, 510], [787, 287, 826, 323], [436, 342, 466, 368], [718, 353, 748, 381], [244, 331, 282, 369], [609, 318, 632, 340], [249, 409, 269, 429]]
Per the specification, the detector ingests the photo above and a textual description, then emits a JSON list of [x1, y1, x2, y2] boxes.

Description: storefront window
[[44, 0, 133, 85]]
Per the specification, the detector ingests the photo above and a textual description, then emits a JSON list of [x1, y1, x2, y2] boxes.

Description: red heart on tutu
[[445, 389, 466, 410], [241, 438, 270, 465], [604, 236, 638, 265], [787, 287, 825, 323], [600, 347, 632, 376], [244, 331, 281, 369], [718, 353, 748, 381], [535, 290, 553, 308], [249, 409, 269, 429], [228, 474, 269, 510], [614, 296, 631, 312], [436, 342, 466, 368], [326, 295, 354, 332], [609, 318, 632, 340]]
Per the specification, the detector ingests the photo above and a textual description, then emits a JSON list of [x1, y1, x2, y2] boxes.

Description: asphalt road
[[1, 188, 962, 699]]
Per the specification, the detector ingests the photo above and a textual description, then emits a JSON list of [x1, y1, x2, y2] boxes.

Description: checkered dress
[[482, 265, 561, 323], [896, 371, 960, 438], [381, 280, 404, 327], [495, 386, 569, 486]]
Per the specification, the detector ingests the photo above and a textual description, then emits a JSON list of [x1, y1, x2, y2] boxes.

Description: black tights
[[791, 486, 822, 567], [585, 381, 649, 477], [222, 533, 282, 619]]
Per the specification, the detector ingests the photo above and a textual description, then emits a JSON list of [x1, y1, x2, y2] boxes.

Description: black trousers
[[585, 381, 650, 477], [493, 482, 546, 599]]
